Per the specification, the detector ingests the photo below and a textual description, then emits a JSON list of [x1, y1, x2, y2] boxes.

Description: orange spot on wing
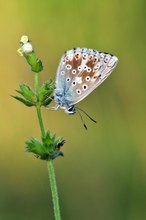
[[75, 53, 79, 59]]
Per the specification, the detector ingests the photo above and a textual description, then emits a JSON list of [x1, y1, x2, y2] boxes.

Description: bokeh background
[[0, 0, 146, 219]]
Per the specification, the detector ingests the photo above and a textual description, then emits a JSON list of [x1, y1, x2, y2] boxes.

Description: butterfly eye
[[86, 76, 91, 81], [76, 89, 81, 95], [61, 71, 65, 75], [66, 64, 72, 70], [72, 69, 77, 74], [82, 84, 88, 91], [66, 77, 71, 82]]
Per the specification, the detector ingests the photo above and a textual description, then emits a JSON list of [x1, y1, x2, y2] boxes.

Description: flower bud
[[18, 35, 43, 73], [18, 35, 33, 56]]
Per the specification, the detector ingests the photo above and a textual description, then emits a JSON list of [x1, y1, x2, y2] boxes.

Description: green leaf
[[39, 80, 55, 106], [25, 137, 47, 159], [42, 131, 55, 153], [12, 95, 34, 107], [18, 84, 37, 102], [41, 130, 65, 159], [25, 131, 65, 160]]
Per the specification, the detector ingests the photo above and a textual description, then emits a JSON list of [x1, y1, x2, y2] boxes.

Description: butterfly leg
[[46, 104, 60, 111]]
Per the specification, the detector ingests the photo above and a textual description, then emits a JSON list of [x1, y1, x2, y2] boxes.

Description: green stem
[[35, 72, 39, 98], [36, 105, 45, 137], [47, 160, 61, 220], [35, 72, 45, 137], [34, 72, 61, 220]]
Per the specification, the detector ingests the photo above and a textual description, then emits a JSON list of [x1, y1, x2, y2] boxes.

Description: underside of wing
[[55, 48, 118, 105]]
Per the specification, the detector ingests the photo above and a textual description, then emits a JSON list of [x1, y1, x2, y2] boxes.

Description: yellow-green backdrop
[[0, 0, 146, 219]]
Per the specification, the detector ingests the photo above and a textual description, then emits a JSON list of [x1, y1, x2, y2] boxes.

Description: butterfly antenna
[[76, 109, 87, 130], [76, 107, 97, 123]]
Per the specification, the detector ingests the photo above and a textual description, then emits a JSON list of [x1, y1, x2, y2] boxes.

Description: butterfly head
[[64, 105, 76, 114]]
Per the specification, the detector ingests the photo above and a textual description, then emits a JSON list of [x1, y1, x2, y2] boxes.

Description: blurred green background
[[0, 0, 146, 219]]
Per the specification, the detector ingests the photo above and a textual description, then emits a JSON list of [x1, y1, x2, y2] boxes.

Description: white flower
[[18, 35, 33, 56]]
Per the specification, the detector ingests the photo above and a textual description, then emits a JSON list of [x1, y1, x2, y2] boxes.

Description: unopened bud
[[18, 35, 33, 56], [17, 35, 43, 72]]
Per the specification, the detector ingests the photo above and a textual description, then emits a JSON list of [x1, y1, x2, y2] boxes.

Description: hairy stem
[[34, 72, 61, 220], [36, 105, 45, 137], [47, 160, 61, 220], [35, 72, 39, 97], [35, 73, 45, 137]]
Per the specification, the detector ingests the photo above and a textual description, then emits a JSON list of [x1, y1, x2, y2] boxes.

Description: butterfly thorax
[[54, 90, 76, 114]]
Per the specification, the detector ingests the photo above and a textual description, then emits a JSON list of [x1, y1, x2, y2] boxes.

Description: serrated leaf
[[19, 84, 36, 102], [39, 80, 55, 105], [25, 137, 46, 158], [25, 131, 65, 160], [42, 131, 54, 152], [12, 95, 34, 107]]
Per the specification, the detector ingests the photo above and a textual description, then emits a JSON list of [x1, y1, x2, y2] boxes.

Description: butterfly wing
[[55, 49, 77, 98], [55, 48, 118, 106]]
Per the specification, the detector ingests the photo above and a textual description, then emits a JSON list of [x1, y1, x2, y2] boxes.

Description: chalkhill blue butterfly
[[53, 48, 118, 127]]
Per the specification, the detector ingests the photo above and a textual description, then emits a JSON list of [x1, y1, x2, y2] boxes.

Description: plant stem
[[35, 72, 39, 98], [34, 72, 61, 220], [47, 160, 61, 220], [36, 105, 45, 137], [35, 73, 45, 137]]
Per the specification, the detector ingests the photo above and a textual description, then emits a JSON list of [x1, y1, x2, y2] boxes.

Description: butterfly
[[53, 48, 118, 127]]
